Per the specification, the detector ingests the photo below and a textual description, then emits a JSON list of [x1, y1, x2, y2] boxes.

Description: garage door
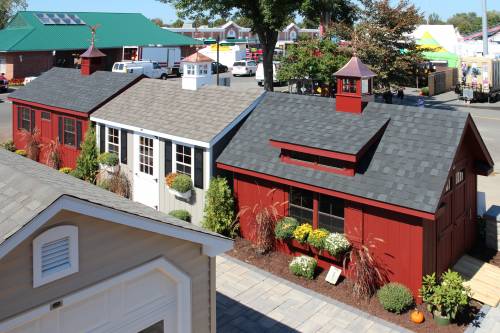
[[3, 265, 182, 333]]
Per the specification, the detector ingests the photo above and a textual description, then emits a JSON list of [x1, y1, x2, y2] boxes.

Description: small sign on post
[[325, 266, 342, 285]]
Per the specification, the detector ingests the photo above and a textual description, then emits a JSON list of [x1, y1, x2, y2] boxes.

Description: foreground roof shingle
[[0, 149, 228, 245], [217, 93, 471, 214], [9, 68, 141, 113], [91, 79, 264, 144]]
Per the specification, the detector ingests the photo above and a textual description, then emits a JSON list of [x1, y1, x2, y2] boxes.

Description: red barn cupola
[[80, 25, 106, 76], [334, 55, 376, 114]]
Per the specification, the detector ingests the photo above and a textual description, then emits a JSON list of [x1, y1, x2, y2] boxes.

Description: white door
[[133, 134, 160, 209], [0, 57, 6, 75], [3, 269, 178, 333]]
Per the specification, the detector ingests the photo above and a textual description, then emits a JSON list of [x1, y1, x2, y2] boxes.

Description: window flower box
[[287, 238, 312, 254], [168, 187, 192, 200]]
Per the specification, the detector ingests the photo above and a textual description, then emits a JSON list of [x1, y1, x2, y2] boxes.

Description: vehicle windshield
[[233, 61, 246, 67]]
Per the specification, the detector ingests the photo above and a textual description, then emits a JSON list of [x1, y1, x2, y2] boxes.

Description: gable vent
[[41, 237, 71, 277]]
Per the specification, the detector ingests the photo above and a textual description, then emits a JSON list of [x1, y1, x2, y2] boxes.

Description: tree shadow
[[217, 292, 299, 333]]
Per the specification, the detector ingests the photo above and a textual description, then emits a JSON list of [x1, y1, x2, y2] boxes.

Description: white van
[[112, 61, 168, 79], [256, 61, 281, 86]]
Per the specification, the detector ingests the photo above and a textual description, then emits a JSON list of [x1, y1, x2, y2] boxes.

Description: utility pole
[[482, 0, 489, 56], [216, 36, 220, 86]]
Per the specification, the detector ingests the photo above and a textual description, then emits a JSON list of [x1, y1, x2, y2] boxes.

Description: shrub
[[42, 139, 61, 169], [324, 233, 351, 257], [97, 179, 111, 190], [421, 87, 429, 96], [97, 152, 119, 166], [74, 127, 99, 183], [346, 245, 385, 299], [170, 209, 191, 222], [20, 128, 41, 160], [15, 149, 27, 157], [289, 255, 317, 279], [1, 140, 16, 152], [108, 171, 131, 198], [171, 173, 193, 193], [307, 228, 330, 249], [293, 223, 313, 243], [377, 283, 414, 314], [275, 217, 299, 240], [202, 177, 237, 237], [165, 172, 177, 188], [419, 270, 470, 320], [59, 167, 73, 174]]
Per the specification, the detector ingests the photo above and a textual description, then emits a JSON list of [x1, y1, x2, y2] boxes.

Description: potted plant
[[289, 255, 317, 279], [323, 233, 351, 259], [291, 223, 313, 251], [166, 172, 193, 200], [307, 228, 329, 253], [97, 152, 119, 173], [275, 217, 299, 241], [419, 270, 471, 326]]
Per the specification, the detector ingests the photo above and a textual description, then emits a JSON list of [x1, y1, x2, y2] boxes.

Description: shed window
[[445, 177, 452, 193], [41, 111, 51, 120], [19, 107, 32, 131], [63, 118, 76, 146], [33, 225, 79, 288], [342, 78, 357, 93], [139, 136, 154, 175], [175, 144, 192, 176], [107, 127, 120, 154], [319, 194, 345, 233], [289, 187, 314, 225], [455, 169, 465, 185], [199, 64, 208, 75], [186, 64, 194, 75]]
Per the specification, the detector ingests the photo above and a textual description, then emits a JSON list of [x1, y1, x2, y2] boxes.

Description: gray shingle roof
[[0, 149, 227, 245], [91, 79, 264, 143], [9, 67, 141, 113], [217, 93, 470, 214]]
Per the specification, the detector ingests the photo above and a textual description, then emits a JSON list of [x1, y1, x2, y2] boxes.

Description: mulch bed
[[227, 237, 482, 333]]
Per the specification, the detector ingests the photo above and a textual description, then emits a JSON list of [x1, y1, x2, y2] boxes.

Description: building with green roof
[[0, 11, 201, 79]]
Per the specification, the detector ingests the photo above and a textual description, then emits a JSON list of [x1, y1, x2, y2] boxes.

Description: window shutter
[[58, 117, 63, 143], [194, 147, 204, 189], [30, 109, 35, 132], [99, 124, 105, 153], [164, 140, 172, 176], [41, 237, 71, 277], [17, 107, 21, 130], [76, 121, 82, 149], [120, 129, 128, 164]]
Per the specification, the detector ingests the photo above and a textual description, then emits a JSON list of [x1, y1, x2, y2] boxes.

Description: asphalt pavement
[[0, 88, 13, 143]]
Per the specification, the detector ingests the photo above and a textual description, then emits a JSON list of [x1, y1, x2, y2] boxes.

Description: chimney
[[334, 55, 376, 114], [181, 52, 214, 90], [80, 44, 106, 76]]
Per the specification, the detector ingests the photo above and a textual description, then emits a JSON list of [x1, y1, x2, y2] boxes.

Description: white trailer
[[141, 47, 182, 76]]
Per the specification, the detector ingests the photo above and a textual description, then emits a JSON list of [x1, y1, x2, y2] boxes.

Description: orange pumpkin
[[410, 309, 425, 324]]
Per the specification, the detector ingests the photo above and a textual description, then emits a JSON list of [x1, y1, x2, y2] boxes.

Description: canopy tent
[[417, 32, 460, 68]]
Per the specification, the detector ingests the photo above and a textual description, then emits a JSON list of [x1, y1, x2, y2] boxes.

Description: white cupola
[[182, 52, 214, 90]]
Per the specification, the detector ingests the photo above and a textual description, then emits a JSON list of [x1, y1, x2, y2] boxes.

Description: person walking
[[397, 87, 404, 102]]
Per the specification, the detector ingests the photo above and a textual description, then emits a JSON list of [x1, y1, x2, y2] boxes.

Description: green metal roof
[[0, 11, 201, 52]]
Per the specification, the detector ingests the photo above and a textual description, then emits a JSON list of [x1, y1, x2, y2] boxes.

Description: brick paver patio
[[216, 255, 413, 333]]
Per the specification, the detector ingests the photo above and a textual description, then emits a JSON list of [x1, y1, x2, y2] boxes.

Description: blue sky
[[26, 0, 500, 24]]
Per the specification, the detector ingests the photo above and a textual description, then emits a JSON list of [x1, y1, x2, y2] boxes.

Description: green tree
[[447, 12, 481, 35], [74, 127, 99, 184], [210, 17, 227, 27], [277, 38, 349, 85], [192, 17, 210, 28], [157, 0, 305, 92], [231, 15, 253, 28], [202, 177, 237, 237], [151, 18, 165, 27], [169, 18, 184, 27], [300, 0, 357, 37], [0, 0, 27, 29], [353, 0, 425, 90], [427, 12, 444, 25], [487, 10, 500, 28]]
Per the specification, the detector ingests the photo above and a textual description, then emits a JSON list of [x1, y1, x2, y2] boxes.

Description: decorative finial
[[87, 24, 101, 46]]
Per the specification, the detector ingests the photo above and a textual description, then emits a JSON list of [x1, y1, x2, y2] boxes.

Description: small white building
[[91, 53, 264, 224]]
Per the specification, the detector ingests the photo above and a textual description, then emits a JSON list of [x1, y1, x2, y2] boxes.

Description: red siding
[[12, 102, 89, 169]]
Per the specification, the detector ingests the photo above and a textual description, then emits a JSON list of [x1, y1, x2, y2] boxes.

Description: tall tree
[[427, 12, 444, 25], [353, 0, 425, 90], [73, 127, 99, 184], [0, 0, 27, 29], [231, 15, 253, 28], [447, 12, 481, 35], [157, 0, 304, 91], [300, 0, 357, 37], [169, 18, 184, 28], [210, 18, 227, 27], [151, 18, 165, 27]]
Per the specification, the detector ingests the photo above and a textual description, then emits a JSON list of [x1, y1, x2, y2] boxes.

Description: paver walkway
[[466, 305, 500, 333], [216, 255, 413, 333]]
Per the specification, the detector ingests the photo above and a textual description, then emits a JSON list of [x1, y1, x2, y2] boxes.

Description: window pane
[[319, 213, 344, 233], [319, 194, 344, 217], [289, 205, 313, 225], [290, 187, 313, 208], [41, 111, 51, 120], [21, 109, 31, 131], [64, 118, 75, 146], [139, 136, 154, 175], [175, 144, 192, 176]]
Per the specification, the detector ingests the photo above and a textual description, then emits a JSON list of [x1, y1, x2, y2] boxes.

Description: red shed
[[9, 44, 142, 169], [216, 56, 494, 299]]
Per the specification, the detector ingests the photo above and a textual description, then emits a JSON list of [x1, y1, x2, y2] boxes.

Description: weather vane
[[87, 24, 101, 46]]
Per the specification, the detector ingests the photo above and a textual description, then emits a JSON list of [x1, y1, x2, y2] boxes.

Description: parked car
[[0, 73, 8, 92], [256, 61, 282, 86], [112, 61, 168, 79], [232, 60, 257, 76], [212, 62, 228, 74]]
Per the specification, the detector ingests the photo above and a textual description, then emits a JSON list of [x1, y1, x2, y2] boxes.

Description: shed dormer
[[181, 52, 213, 91], [334, 56, 376, 114]]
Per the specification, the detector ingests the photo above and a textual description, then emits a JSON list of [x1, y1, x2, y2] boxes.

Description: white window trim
[[33, 225, 79, 288], [106, 126, 120, 156], [173, 141, 194, 181]]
